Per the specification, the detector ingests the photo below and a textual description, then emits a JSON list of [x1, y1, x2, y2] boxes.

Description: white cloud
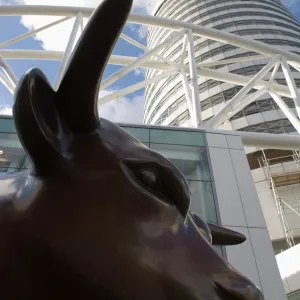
[[134, 68, 146, 76], [138, 25, 148, 39], [99, 90, 144, 124], [0, 89, 144, 123], [133, 0, 157, 13], [18, 0, 156, 52], [0, 106, 12, 116]]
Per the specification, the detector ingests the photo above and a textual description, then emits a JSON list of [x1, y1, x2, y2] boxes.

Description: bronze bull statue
[[0, 0, 264, 299]]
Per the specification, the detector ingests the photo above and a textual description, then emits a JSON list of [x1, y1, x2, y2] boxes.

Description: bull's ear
[[13, 68, 70, 176], [57, 0, 133, 134], [190, 212, 246, 246]]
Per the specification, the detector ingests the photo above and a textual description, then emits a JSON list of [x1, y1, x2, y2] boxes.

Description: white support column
[[280, 56, 300, 118], [0, 16, 71, 49], [0, 72, 15, 94], [269, 89, 300, 134], [100, 29, 186, 90], [227, 88, 267, 121], [0, 54, 18, 85], [80, 16, 84, 32], [269, 62, 280, 84], [179, 33, 196, 126], [54, 13, 82, 90], [206, 55, 280, 129], [179, 70, 195, 125], [120, 33, 176, 68], [180, 34, 188, 66], [98, 69, 177, 104], [289, 62, 300, 74], [187, 29, 201, 127]]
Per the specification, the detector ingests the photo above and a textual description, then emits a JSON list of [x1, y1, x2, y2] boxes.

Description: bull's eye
[[121, 161, 173, 205], [121, 159, 191, 216], [137, 169, 159, 187]]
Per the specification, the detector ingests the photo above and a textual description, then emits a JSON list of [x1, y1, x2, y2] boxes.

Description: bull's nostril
[[214, 282, 264, 300]]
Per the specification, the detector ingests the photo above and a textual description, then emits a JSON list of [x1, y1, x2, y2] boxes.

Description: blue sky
[[0, 0, 299, 123]]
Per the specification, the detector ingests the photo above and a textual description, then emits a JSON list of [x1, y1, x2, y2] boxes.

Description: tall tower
[[144, 0, 300, 251]]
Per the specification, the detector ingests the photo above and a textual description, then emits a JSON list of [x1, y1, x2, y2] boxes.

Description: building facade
[[0, 115, 287, 299], [144, 0, 300, 255]]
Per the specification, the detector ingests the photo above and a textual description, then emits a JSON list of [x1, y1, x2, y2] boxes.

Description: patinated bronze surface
[[0, 0, 264, 299]]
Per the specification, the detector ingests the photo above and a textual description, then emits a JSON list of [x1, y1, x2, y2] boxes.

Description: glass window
[[150, 144, 210, 181], [189, 181, 218, 224], [150, 129, 205, 147], [122, 127, 150, 144], [0, 118, 16, 134], [0, 150, 27, 174], [0, 133, 22, 148], [0, 160, 10, 173]]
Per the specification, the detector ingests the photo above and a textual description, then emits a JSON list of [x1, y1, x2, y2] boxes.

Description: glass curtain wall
[[123, 126, 219, 225], [0, 118, 219, 226]]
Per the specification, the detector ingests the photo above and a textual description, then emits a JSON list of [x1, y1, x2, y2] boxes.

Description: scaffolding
[[260, 150, 300, 248]]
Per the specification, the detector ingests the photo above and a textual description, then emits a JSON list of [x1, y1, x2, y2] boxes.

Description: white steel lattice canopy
[[1, 5, 300, 150]]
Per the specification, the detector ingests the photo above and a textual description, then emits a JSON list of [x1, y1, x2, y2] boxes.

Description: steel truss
[[1, 5, 300, 149]]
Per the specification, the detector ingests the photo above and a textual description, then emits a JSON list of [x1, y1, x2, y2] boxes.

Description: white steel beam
[[206, 55, 281, 128], [100, 30, 185, 90], [80, 15, 84, 32], [0, 72, 15, 94], [0, 54, 18, 85], [178, 34, 196, 125], [226, 88, 267, 122], [180, 34, 188, 66], [120, 33, 148, 51], [129, 13, 300, 69], [187, 30, 201, 127], [54, 13, 82, 90], [195, 66, 293, 99], [202, 129, 300, 151], [98, 69, 177, 104], [0, 16, 71, 49], [289, 62, 300, 74], [0, 6, 300, 67], [0, 50, 298, 99], [269, 90, 300, 134], [120, 33, 176, 67], [280, 56, 300, 118], [269, 62, 280, 84], [199, 54, 266, 68], [179, 70, 195, 124]]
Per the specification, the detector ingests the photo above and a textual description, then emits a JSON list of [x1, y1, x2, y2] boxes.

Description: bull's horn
[[57, 0, 133, 133]]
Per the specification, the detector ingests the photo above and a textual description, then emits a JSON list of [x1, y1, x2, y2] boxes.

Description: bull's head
[[0, 0, 264, 299]]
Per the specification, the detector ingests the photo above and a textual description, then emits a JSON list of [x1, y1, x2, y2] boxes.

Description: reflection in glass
[[189, 181, 218, 224], [0, 133, 27, 174], [122, 127, 150, 143], [0, 118, 16, 134], [150, 129, 205, 146], [150, 143, 210, 181]]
